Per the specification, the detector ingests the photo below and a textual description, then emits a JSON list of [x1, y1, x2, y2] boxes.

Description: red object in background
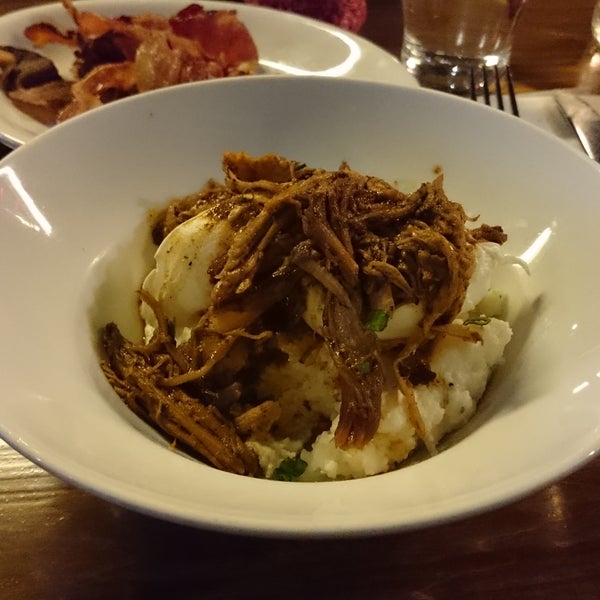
[[243, 0, 367, 32]]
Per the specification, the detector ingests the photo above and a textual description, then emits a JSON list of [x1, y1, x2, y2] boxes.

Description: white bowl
[[1, 77, 600, 537]]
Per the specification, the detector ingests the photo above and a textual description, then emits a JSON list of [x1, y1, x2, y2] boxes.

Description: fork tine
[[469, 64, 520, 117], [469, 66, 477, 101], [505, 65, 519, 117], [481, 66, 491, 106], [493, 66, 505, 111]]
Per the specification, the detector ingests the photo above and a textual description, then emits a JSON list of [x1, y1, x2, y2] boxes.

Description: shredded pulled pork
[[0, 1, 258, 124], [100, 152, 506, 476]]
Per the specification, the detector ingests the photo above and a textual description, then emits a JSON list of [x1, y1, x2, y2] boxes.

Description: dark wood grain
[[2, 2, 600, 599]]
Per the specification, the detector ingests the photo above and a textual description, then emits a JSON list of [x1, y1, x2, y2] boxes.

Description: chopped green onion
[[358, 361, 371, 374], [463, 316, 491, 326], [365, 309, 389, 332], [272, 457, 308, 481]]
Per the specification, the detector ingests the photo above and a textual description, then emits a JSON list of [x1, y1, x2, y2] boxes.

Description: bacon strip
[[3, 1, 259, 124]]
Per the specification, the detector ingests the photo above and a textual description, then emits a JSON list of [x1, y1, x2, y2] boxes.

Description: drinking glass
[[401, 0, 527, 95]]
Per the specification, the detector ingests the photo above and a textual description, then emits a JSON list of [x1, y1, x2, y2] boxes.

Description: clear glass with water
[[401, 0, 527, 95]]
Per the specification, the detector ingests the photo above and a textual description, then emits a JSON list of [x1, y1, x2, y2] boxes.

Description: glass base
[[401, 40, 509, 96]]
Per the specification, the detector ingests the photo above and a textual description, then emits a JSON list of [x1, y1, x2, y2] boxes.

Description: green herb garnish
[[463, 316, 491, 326], [272, 456, 308, 481], [365, 309, 389, 332], [358, 361, 371, 374]]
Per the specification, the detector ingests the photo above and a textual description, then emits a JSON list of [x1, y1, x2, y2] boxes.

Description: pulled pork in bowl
[[100, 151, 517, 481]]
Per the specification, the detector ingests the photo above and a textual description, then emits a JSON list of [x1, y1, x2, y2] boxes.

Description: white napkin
[[516, 92, 588, 153]]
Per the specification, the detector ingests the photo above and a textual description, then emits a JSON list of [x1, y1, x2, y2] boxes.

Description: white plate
[[1, 77, 600, 537], [0, 0, 415, 148]]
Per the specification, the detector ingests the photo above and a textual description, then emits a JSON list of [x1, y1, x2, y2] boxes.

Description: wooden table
[[2, 1, 600, 598]]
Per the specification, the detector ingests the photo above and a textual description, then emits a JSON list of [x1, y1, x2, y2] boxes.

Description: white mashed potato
[[246, 314, 511, 480]]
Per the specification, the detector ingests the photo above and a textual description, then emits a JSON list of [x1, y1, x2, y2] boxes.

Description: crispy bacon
[[2, 1, 259, 124], [58, 62, 136, 120], [23, 22, 79, 48], [170, 5, 260, 70]]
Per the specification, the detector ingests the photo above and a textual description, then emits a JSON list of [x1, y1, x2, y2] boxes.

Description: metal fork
[[469, 65, 520, 117]]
